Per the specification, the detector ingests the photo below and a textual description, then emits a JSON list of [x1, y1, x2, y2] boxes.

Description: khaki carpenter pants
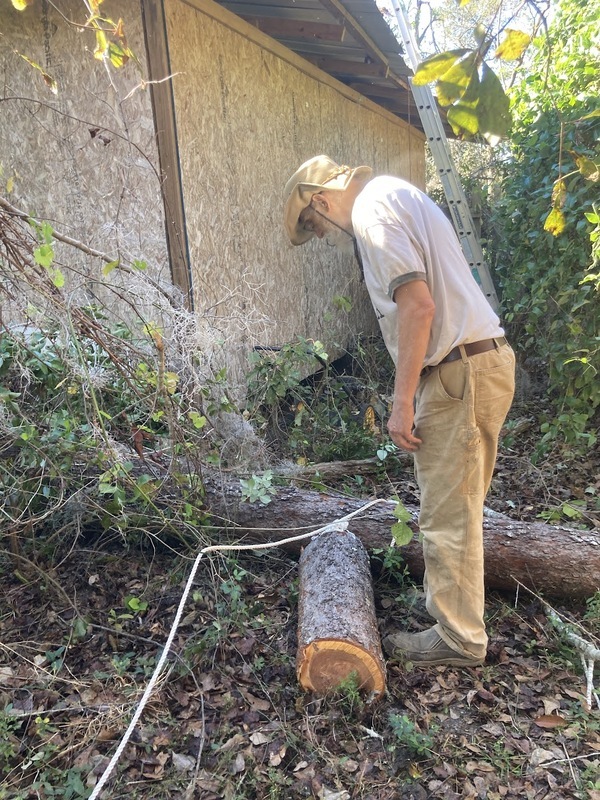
[[413, 343, 516, 659]]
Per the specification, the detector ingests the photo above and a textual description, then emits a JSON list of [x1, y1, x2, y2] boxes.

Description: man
[[283, 155, 515, 667]]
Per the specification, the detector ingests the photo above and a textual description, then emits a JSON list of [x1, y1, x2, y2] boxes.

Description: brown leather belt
[[421, 337, 508, 378]]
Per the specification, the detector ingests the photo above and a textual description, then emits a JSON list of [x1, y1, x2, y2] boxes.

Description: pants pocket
[[474, 351, 516, 423]]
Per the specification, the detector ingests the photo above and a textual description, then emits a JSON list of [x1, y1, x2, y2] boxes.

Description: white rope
[[88, 498, 392, 798], [546, 606, 600, 710]]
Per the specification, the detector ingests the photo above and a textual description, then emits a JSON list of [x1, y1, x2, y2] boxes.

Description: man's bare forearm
[[387, 281, 435, 451]]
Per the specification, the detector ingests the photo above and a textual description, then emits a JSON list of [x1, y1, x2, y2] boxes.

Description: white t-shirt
[[352, 176, 504, 367]]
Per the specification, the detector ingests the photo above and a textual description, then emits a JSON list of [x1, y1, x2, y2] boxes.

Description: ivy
[[494, 0, 599, 454]]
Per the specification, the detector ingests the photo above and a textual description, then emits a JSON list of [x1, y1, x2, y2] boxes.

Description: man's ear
[[311, 192, 330, 212]]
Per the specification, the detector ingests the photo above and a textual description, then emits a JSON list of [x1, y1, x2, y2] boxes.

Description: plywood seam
[[142, 0, 194, 306]]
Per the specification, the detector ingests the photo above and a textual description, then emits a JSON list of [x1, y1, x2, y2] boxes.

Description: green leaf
[[544, 207, 566, 236], [412, 49, 469, 86], [391, 499, 414, 545], [125, 595, 148, 613], [391, 521, 414, 547], [393, 500, 412, 524], [436, 52, 478, 107], [561, 502, 583, 519], [102, 259, 120, 276], [51, 268, 65, 288], [132, 259, 148, 271], [478, 62, 511, 144], [188, 411, 207, 429], [494, 29, 531, 61], [72, 616, 88, 639], [446, 68, 480, 138], [41, 221, 54, 244], [33, 243, 54, 267], [108, 42, 131, 69]]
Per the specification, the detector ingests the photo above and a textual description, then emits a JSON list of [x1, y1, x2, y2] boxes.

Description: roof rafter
[[316, 0, 410, 91], [239, 15, 347, 42]]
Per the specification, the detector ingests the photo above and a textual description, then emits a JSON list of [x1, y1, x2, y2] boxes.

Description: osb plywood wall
[[0, 1, 171, 325], [165, 0, 425, 386]]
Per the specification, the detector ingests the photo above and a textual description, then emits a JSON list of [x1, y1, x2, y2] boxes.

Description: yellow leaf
[[551, 179, 567, 208], [412, 49, 469, 86], [572, 153, 600, 182], [11, 0, 34, 9], [435, 52, 478, 107], [164, 372, 179, 395], [18, 53, 58, 94], [544, 207, 566, 236], [102, 259, 120, 276], [6, 176, 14, 193], [495, 29, 531, 61], [94, 29, 108, 60], [113, 18, 126, 41]]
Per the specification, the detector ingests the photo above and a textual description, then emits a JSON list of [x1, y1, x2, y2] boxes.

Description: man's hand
[[387, 401, 422, 452]]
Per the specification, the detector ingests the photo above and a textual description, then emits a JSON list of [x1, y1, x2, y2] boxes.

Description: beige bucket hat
[[283, 155, 373, 245]]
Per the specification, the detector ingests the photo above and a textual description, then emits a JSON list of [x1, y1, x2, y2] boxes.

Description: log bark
[[297, 529, 386, 698], [205, 478, 600, 600]]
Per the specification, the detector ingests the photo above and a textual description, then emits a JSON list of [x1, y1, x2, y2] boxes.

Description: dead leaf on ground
[[533, 714, 567, 729]]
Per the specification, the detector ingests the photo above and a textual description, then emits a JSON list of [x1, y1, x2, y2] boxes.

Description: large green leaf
[[447, 98, 480, 137], [435, 52, 478, 106], [478, 63, 511, 144], [446, 67, 480, 137], [412, 49, 469, 86]]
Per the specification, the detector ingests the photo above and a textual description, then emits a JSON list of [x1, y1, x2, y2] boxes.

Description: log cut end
[[296, 529, 387, 700], [297, 638, 386, 697]]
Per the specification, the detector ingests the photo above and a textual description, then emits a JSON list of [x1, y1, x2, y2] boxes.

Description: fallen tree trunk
[[297, 529, 386, 698], [205, 478, 600, 600]]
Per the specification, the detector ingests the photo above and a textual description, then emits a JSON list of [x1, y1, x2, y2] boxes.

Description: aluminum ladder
[[390, 1, 500, 311]]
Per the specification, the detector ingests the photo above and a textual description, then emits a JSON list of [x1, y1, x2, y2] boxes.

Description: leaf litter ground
[[1, 397, 599, 800]]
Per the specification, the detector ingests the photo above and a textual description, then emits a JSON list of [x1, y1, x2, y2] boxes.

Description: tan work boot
[[382, 626, 484, 667]]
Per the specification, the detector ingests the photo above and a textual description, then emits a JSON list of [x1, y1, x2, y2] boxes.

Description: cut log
[[297, 529, 386, 698], [204, 477, 600, 599]]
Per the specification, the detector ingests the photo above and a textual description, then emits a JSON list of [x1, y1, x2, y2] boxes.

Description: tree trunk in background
[[205, 477, 600, 600]]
